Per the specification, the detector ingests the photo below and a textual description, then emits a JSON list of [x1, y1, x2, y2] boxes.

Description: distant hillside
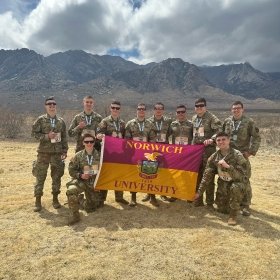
[[0, 49, 280, 109]]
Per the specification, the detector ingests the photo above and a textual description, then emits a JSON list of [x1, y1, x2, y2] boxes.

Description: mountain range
[[0, 48, 279, 111]]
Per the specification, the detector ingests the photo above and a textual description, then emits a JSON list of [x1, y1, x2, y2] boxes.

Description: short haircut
[[154, 102, 165, 109], [45, 96, 55, 104], [111, 100, 121, 106], [137, 103, 146, 108], [232, 101, 243, 108], [216, 132, 230, 139], [176, 104, 186, 110], [82, 133, 95, 142], [195, 98, 206, 106], [83, 95, 94, 100]]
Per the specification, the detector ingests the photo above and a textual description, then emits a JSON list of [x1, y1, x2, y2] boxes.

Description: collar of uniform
[[46, 113, 57, 119]]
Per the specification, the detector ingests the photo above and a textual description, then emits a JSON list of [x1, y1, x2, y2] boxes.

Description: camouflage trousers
[[196, 146, 216, 205], [32, 152, 65, 197], [241, 159, 252, 207], [215, 178, 245, 213], [66, 179, 101, 212], [100, 190, 124, 201]]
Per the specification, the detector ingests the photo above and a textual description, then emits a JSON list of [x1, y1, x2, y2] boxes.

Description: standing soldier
[[192, 98, 222, 208], [167, 104, 193, 202], [125, 103, 157, 207], [194, 132, 249, 225], [31, 96, 68, 212], [96, 100, 129, 206], [66, 134, 101, 225], [146, 102, 173, 202], [223, 101, 261, 216], [68, 96, 102, 153]]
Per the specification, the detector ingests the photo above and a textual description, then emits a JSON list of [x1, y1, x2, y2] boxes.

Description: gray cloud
[[0, 0, 279, 72]]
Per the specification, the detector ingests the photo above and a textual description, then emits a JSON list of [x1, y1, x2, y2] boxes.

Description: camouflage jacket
[[223, 115, 261, 155], [32, 114, 68, 154], [68, 111, 102, 140], [97, 115, 126, 138], [168, 119, 193, 145], [198, 148, 248, 195], [147, 115, 172, 143], [125, 118, 157, 142], [68, 149, 100, 181], [192, 111, 222, 145]]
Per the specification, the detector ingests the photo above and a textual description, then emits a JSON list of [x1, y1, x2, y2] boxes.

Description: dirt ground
[[0, 141, 279, 280]]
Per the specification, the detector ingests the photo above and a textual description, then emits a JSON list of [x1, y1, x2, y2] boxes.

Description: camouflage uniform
[[147, 115, 172, 144], [192, 111, 223, 205], [223, 115, 261, 207], [197, 148, 248, 217], [168, 119, 193, 145], [32, 114, 68, 197], [97, 115, 126, 202], [66, 149, 101, 219], [68, 111, 102, 152], [125, 118, 157, 205]]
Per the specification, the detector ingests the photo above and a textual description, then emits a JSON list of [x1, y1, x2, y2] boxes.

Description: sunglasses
[[176, 111, 186, 114], [195, 104, 205, 108], [111, 106, 121, 110], [84, 140, 95, 144], [154, 107, 164, 110], [137, 108, 146, 111], [45, 102, 56, 106], [216, 138, 228, 142], [232, 107, 242, 110]]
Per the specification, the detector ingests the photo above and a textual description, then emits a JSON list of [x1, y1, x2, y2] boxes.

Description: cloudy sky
[[0, 0, 279, 72]]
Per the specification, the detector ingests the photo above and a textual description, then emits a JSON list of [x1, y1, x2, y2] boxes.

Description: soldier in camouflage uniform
[[167, 104, 193, 202], [145, 102, 173, 203], [223, 101, 261, 216], [125, 103, 157, 207], [68, 96, 102, 152], [32, 97, 68, 212], [192, 98, 222, 208], [66, 134, 101, 225], [194, 132, 248, 225], [96, 101, 129, 206]]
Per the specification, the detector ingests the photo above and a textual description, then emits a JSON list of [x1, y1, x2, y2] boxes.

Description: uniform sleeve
[[97, 119, 107, 134], [227, 153, 248, 182], [148, 123, 157, 142], [61, 120, 68, 153], [248, 119, 261, 155], [68, 155, 80, 179], [68, 116, 80, 137], [210, 114, 223, 140], [198, 155, 216, 194], [124, 122, 132, 139], [31, 117, 48, 141], [189, 122, 194, 144]]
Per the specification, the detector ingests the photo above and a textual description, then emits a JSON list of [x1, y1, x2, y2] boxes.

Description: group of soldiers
[[31, 96, 261, 226]]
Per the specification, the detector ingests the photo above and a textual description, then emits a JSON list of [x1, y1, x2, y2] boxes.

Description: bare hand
[[78, 121, 86, 129], [218, 159, 230, 169], [61, 153, 67, 160], [96, 133, 105, 140], [203, 139, 213, 146], [81, 173, 91, 180], [193, 192, 200, 200], [243, 152, 251, 159], [48, 131, 56, 139]]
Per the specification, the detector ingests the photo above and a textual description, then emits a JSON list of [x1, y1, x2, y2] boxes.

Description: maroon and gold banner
[[94, 136, 204, 200]]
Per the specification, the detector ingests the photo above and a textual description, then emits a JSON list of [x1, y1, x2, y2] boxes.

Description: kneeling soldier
[[194, 132, 248, 225], [66, 134, 101, 225]]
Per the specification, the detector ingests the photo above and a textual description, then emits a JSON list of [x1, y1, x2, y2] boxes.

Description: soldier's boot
[[168, 197, 177, 202], [68, 211, 80, 225], [67, 194, 80, 225], [142, 194, 150, 202], [194, 195, 204, 207], [52, 194, 61, 209], [34, 196, 42, 212], [150, 194, 159, 207], [241, 206, 251, 216], [129, 193, 137, 207], [160, 195, 169, 201], [228, 210, 238, 226]]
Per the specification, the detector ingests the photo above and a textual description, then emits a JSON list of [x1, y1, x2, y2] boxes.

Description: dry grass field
[[0, 140, 279, 280]]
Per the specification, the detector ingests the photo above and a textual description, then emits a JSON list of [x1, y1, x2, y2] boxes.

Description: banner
[[94, 136, 204, 200]]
